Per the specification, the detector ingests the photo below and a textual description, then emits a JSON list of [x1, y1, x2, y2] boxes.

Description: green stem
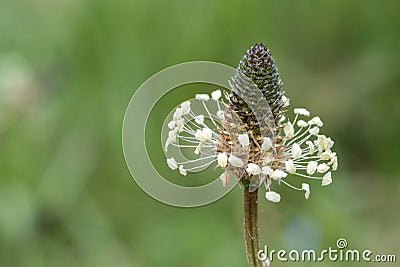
[[243, 188, 261, 267]]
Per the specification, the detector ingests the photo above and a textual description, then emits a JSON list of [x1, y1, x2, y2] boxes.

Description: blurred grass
[[0, 0, 399, 266]]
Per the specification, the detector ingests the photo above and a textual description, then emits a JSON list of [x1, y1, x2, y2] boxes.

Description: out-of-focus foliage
[[0, 1, 399, 266]]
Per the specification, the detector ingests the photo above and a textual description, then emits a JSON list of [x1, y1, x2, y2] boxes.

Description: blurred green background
[[1, 0, 399, 266]]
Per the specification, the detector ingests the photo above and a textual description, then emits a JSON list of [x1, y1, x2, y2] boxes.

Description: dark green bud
[[228, 43, 286, 130]]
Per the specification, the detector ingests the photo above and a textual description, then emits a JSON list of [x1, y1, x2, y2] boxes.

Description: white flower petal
[[217, 152, 228, 168], [211, 89, 222, 100], [294, 108, 310, 117], [317, 163, 330, 173], [270, 169, 287, 180], [246, 163, 261, 176], [302, 183, 310, 199], [322, 172, 332, 186], [292, 143, 302, 159], [228, 155, 244, 167], [238, 133, 250, 148], [265, 191, 281, 203], [262, 137, 273, 151], [179, 165, 187, 176], [285, 160, 296, 174], [306, 161, 318, 175], [195, 94, 209, 101], [167, 157, 178, 170]]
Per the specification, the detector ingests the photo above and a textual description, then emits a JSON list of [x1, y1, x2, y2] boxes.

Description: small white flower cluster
[[164, 91, 338, 203], [262, 108, 338, 202], [213, 106, 338, 203], [165, 90, 223, 176]]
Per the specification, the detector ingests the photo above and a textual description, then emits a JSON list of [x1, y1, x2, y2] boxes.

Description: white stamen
[[302, 183, 310, 199], [181, 101, 191, 114], [292, 143, 302, 159], [317, 163, 329, 173], [176, 119, 184, 132], [265, 191, 281, 203], [246, 163, 261, 176], [297, 120, 308, 128], [168, 129, 178, 142], [282, 95, 290, 107], [179, 165, 187, 176], [285, 160, 296, 174], [309, 126, 319, 135], [238, 133, 250, 148], [211, 89, 222, 100], [168, 121, 176, 129], [194, 115, 204, 124], [167, 157, 178, 170], [319, 150, 332, 160], [262, 166, 271, 175], [228, 155, 244, 167], [195, 128, 213, 142], [216, 110, 225, 121], [262, 137, 273, 151], [322, 172, 332, 186], [195, 94, 209, 101], [270, 169, 287, 180], [217, 152, 228, 168], [306, 161, 318, 175], [315, 135, 334, 151], [173, 108, 184, 121], [332, 157, 338, 171], [220, 172, 229, 187], [294, 108, 310, 117], [284, 121, 294, 138], [308, 116, 323, 127], [306, 141, 315, 155]]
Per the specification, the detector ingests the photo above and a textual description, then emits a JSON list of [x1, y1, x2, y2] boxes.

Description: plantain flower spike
[[163, 43, 338, 203]]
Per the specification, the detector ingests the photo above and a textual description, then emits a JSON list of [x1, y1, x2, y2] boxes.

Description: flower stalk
[[243, 188, 261, 267]]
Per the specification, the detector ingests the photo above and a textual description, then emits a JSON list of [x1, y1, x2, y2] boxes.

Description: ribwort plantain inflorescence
[[164, 43, 337, 203]]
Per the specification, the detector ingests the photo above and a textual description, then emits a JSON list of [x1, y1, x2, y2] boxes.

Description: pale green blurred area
[[0, 0, 399, 266]]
